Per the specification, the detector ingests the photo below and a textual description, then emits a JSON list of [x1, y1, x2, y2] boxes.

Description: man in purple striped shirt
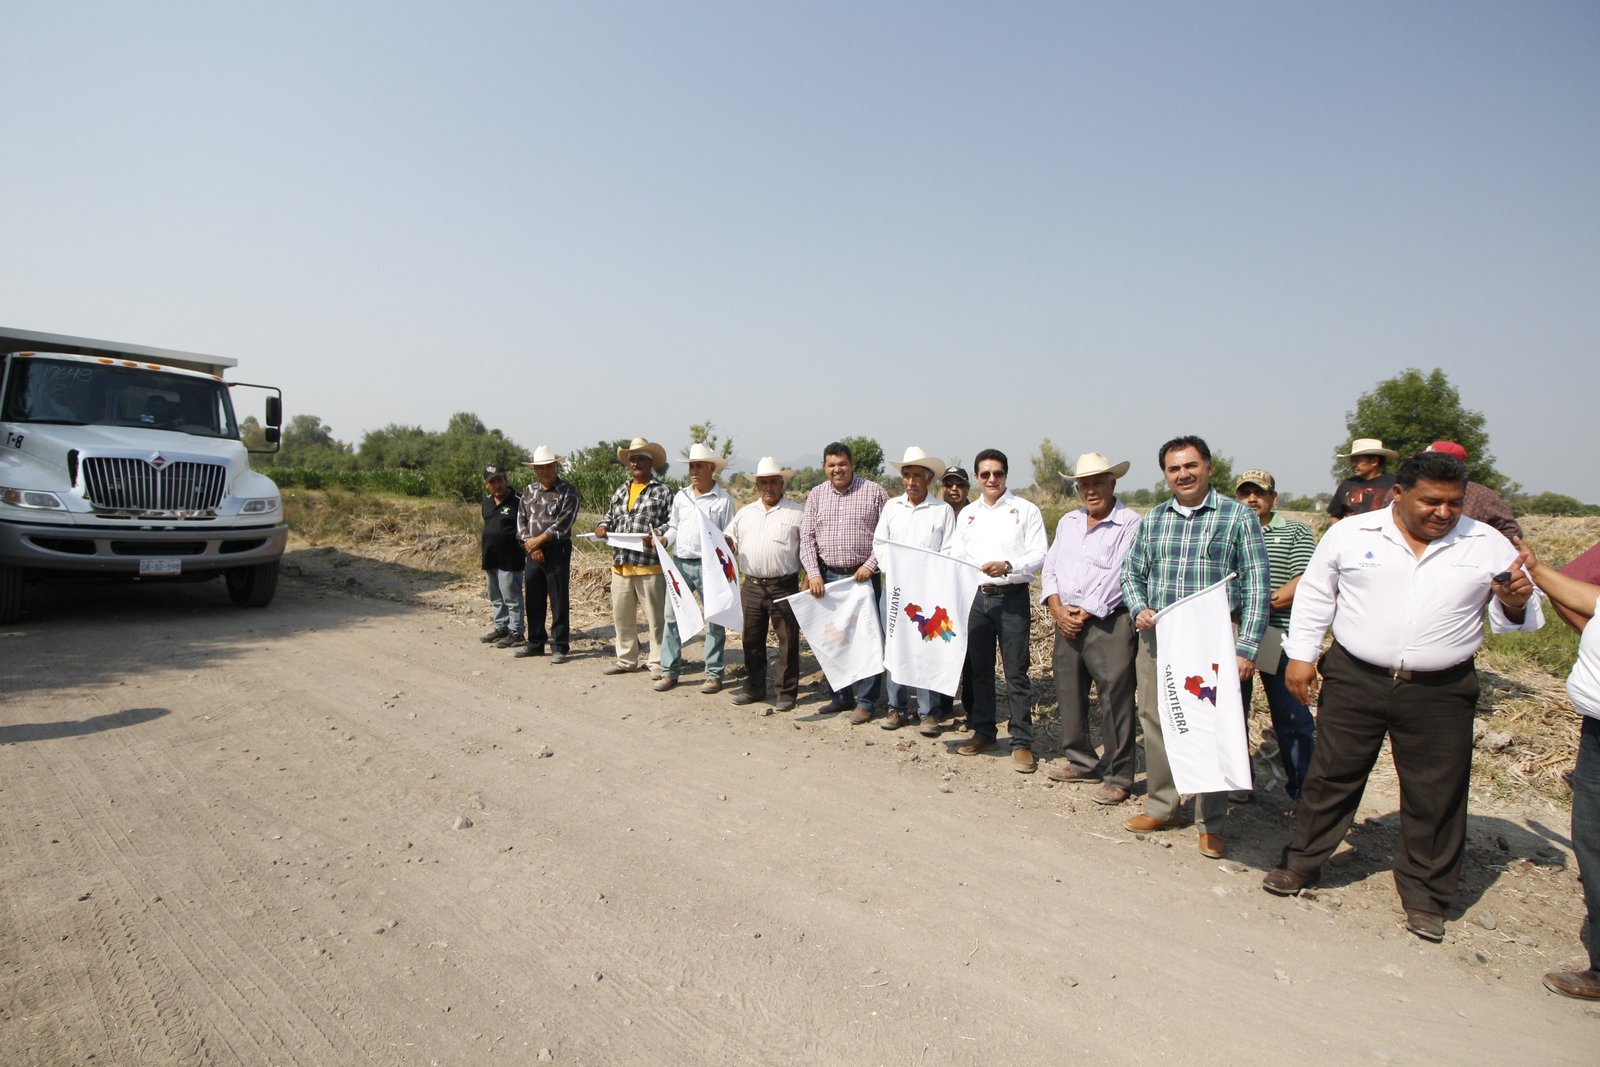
[[801, 441, 889, 719], [1041, 452, 1143, 806]]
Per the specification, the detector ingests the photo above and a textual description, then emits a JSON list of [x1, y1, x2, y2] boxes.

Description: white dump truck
[[0, 327, 287, 623]]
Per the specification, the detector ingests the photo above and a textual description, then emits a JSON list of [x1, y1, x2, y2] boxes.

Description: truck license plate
[[139, 558, 182, 576]]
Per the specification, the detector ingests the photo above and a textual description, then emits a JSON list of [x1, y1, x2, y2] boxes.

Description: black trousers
[[1284, 642, 1479, 914], [740, 575, 800, 701], [965, 586, 1034, 749], [523, 540, 572, 653]]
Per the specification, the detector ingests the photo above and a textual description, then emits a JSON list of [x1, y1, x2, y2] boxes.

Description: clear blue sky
[[4, 2, 1596, 499]]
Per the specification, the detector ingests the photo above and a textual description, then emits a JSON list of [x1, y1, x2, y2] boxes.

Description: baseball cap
[[1425, 441, 1468, 461], [1234, 469, 1275, 492], [941, 466, 969, 485]]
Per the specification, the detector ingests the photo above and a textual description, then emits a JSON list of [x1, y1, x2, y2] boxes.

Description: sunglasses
[[977, 471, 1006, 480]]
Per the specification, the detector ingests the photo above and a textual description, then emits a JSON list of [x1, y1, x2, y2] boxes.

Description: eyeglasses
[[977, 471, 1005, 480]]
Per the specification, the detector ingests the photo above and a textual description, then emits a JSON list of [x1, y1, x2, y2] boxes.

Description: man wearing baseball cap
[[1425, 441, 1523, 541], [479, 465, 526, 649], [1328, 438, 1398, 522]]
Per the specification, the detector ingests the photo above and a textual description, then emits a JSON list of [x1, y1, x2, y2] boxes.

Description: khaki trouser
[[610, 571, 666, 670]]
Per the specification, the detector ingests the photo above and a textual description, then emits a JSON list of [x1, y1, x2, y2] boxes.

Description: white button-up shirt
[[1284, 506, 1543, 671], [872, 493, 955, 559], [663, 485, 735, 560], [944, 489, 1047, 585], [724, 498, 804, 578]]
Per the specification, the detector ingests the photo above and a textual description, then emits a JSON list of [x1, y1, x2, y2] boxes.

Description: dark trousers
[[1051, 607, 1138, 788], [523, 540, 572, 653], [1574, 716, 1600, 971], [741, 575, 801, 701], [966, 586, 1033, 750], [1284, 643, 1479, 914], [1242, 643, 1319, 800]]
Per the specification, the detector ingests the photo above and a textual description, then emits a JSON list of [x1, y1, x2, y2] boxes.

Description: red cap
[[1425, 441, 1468, 461]]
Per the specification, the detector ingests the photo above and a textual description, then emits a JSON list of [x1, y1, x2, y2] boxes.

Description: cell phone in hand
[[1492, 571, 1512, 585]]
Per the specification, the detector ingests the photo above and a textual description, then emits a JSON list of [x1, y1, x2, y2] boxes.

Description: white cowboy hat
[[752, 456, 796, 481], [524, 445, 563, 467], [1068, 451, 1131, 480], [1339, 438, 1398, 460], [888, 445, 946, 478], [680, 441, 730, 471], [616, 436, 668, 467]]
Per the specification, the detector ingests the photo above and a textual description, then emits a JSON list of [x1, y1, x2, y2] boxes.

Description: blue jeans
[[824, 566, 882, 708], [660, 557, 725, 680], [1574, 716, 1600, 971], [884, 674, 952, 719], [1244, 645, 1318, 799], [485, 568, 524, 636]]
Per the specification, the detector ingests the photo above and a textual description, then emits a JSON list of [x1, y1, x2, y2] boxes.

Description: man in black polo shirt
[[480, 465, 525, 649]]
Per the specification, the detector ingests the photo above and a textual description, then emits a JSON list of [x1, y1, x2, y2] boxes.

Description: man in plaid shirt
[[1120, 435, 1271, 860], [596, 437, 675, 677]]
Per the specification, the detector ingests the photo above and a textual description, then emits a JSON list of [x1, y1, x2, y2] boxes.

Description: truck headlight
[[241, 498, 280, 514], [1, 487, 66, 509]]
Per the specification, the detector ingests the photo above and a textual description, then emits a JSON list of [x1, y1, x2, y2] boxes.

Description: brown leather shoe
[[1012, 748, 1037, 773], [1404, 909, 1445, 942], [917, 717, 942, 738], [848, 705, 874, 725], [1045, 762, 1100, 783], [653, 676, 678, 692], [1262, 867, 1314, 896], [1089, 783, 1130, 806], [880, 709, 906, 730], [1542, 969, 1600, 1000], [1123, 812, 1183, 833], [1198, 833, 1226, 859], [957, 735, 995, 756], [700, 678, 723, 695]]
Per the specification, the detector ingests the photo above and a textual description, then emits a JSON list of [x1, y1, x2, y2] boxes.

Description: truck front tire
[[225, 560, 279, 608], [0, 564, 21, 625]]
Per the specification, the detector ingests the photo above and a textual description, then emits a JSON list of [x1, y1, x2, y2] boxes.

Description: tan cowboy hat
[[888, 445, 946, 477], [1068, 451, 1131, 480], [1340, 438, 1398, 460], [753, 456, 796, 482], [524, 445, 563, 467], [680, 441, 730, 471], [616, 436, 668, 467]]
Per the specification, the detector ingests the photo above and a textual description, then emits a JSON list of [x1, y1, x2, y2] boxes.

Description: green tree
[[687, 419, 734, 461], [1339, 368, 1501, 489], [259, 413, 355, 469], [838, 436, 884, 479], [1521, 491, 1596, 517], [1031, 437, 1070, 495]]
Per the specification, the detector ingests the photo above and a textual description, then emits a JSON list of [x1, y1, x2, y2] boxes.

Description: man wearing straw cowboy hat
[[1040, 451, 1142, 805], [725, 457, 806, 712], [515, 446, 579, 663], [595, 436, 674, 677], [875, 446, 957, 734], [1328, 438, 1399, 522], [657, 442, 738, 693]]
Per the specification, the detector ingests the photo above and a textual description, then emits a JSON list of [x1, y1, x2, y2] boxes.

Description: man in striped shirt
[[1234, 469, 1318, 801], [1120, 436, 1271, 859]]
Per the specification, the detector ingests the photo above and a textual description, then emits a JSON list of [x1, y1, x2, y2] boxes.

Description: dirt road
[[2, 555, 1595, 1065]]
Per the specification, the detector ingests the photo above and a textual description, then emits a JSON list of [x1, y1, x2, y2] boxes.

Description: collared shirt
[[517, 477, 579, 543], [800, 476, 888, 579], [1039, 499, 1141, 618], [944, 489, 1047, 585], [725, 498, 805, 578], [1282, 507, 1544, 671], [1120, 488, 1272, 658], [1569, 593, 1600, 721], [663, 485, 735, 559], [480, 493, 524, 571], [1463, 481, 1523, 541], [1328, 473, 1396, 519], [1260, 512, 1317, 630], [603, 477, 673, 572], [871, 493, 955, 563]]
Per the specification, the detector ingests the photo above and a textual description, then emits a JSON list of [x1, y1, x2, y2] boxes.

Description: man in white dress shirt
[[945, 448, 1048, 772], [656, 442, 737, 694], [1262, 452, 1543, 942], [725, 457, 806, 712]]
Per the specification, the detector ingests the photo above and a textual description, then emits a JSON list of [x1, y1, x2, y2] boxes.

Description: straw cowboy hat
[[680, 441, 730, 471], [616, 436, 668, 467], [1067, 451, 1131, 480], [888, 445, 946, 477], [752, 456, 796, 482], [524, 445, 563, 467], [1339, 438, 1398, 460]]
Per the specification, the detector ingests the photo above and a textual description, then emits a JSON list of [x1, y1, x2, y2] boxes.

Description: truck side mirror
[[265, 395, 282, 429], [266, 426, 281, 444]]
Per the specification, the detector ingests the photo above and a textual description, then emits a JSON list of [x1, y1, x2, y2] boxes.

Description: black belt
[[979, 583, 1028, 596], [821, 561, 867, 573], [1336, 642, 1474, 682], [746, 575, 798, 586]]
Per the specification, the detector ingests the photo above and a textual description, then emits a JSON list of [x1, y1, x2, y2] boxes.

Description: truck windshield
[[1, 357, 239, 439]]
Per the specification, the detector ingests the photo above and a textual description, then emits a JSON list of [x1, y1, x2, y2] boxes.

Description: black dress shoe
[[1261, 867, 1313, 896], [514, 645, 545, 658], [1404, 909, 1445, 942], [730, 691, 762, 707]]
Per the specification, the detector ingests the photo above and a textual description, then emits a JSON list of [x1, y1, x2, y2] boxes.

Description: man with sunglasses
[[945, 449, 1048, 772]]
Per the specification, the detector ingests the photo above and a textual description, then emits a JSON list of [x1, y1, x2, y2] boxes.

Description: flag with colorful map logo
[[1153, 575, 1250, 793], [783, 578, 883, 692], [875, 539, 981, 696]]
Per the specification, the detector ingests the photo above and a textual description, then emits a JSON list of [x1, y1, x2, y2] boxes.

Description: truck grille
[[81, 457, 228, 513]]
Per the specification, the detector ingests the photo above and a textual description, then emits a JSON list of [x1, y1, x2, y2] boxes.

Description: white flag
[[696, 507, 744, 630], [783, 578, 884, 692], [876, 539, 981, 696], [654, 537, 704, 639], [584, 530, 649, 554], [1153, 575, 1251, 793]]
